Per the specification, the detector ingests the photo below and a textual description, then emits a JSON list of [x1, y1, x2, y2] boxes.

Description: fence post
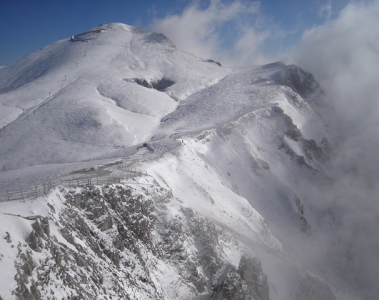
[[35, 185, 38, 199], [7, 190, 9, 201]]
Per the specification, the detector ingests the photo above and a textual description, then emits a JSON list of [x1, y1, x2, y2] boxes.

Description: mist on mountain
[[0, 14, 378, 299]]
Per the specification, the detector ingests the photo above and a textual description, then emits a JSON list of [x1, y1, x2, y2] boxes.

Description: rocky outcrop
[[211, 255, 270, 300], [272, 65, 323, 99], [25, 217, 49, 252], [124, 77, 175, 92], [8, 172, 344, 300], [10, 178, 272, 299]]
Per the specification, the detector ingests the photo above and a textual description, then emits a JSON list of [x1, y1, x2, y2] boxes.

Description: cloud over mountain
[[152, 0, 273, 66]]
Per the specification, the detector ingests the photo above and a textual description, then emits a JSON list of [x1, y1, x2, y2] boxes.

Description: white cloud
[[291, 1, 379, 131], [151, 0, 272, 66], [289, 1, 379, 293], [318, 0, 332, 19]]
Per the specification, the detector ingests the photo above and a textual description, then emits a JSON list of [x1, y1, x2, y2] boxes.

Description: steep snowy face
[[0, 178, 339, 300], [159, 62, 326, 139], [0, 23, 229, 170]]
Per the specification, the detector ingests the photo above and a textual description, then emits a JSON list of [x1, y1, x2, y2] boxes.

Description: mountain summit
[[0, 22, 230, 171], [0, 23, 374, 299]]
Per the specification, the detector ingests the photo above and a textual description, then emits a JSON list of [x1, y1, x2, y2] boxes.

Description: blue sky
[[1, 0, 347, 66]]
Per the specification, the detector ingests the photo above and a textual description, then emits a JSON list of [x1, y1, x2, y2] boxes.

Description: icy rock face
[[9, 179, 273, 299], [124, 77, 175, 92], [25, 217, 50, 252], [142, 32, 176, 49], [272, 64, 322, 99], [212, 255, 269, 300], [270, 64, 327, 109]]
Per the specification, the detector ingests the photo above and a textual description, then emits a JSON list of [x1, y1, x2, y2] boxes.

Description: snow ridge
[[0, 23, 370, 299]]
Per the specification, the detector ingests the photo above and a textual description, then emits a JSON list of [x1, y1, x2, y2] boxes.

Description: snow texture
[[0, 23, 369, 299]]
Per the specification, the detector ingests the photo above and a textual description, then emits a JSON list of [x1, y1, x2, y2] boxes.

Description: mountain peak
[[92, 22, 141, 33], [0, 22, 230, 170], [71, 22, 141, 41], [70, 22, 175, 50]]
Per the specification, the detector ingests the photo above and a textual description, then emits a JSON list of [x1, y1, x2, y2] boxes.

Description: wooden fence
[[0, 167, 147, 203], [0, 141, 181, 203]]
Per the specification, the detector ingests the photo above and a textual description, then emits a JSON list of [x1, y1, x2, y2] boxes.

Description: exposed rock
[[4, 231, 11, 243], [124, 77, 175, 92], [205, 59, 222, 67], [8, 178, 337, 299], [142, 32, 176, 49], [26, 217, 49, 252], [273, 65, 323, 99], [211, 255, 270, 300]]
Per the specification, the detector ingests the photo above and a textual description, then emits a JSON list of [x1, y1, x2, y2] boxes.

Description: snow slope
[[0, 23, 374, 299], [0, 177, 357, 300], [0, 23, 229, 171]]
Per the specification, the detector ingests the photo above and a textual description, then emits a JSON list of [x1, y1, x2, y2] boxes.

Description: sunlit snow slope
[[0, 23, 228, 171], [0, 23, 372, 300]]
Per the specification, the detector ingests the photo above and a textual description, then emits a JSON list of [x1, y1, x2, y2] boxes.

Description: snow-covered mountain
[[0, 23, 374, 299]]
